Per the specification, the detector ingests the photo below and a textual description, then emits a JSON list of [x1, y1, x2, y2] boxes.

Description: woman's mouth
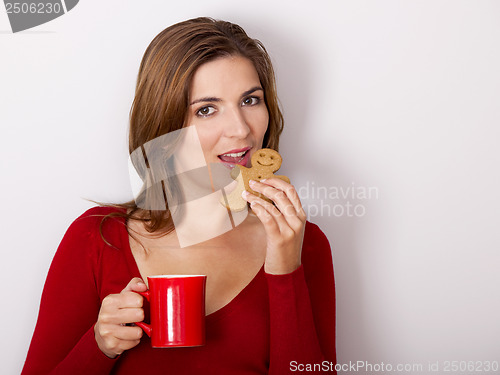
[[218, 147, 251, 169]]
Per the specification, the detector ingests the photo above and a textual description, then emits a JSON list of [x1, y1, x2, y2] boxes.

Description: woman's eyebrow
[[240, 86, 263, 98], [190, 96, 221, 106], [189, 86, 263, 106]]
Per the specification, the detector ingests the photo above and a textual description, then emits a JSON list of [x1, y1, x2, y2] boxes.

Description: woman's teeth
[[218, 150, 249, 166], [221, 151, 246, 157]]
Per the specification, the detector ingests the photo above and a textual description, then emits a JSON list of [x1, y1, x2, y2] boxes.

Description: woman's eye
[[242, 96, 260, 106], [196, 106, 216, 117]]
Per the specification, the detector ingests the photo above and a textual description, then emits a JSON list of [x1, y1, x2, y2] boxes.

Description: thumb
[[121, 277, 147, 293]]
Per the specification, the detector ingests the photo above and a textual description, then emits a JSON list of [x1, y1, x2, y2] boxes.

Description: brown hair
[[98, 17, 284, 246]]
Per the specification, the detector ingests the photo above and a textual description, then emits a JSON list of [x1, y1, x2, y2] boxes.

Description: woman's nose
[[222, 107, 251, 138]]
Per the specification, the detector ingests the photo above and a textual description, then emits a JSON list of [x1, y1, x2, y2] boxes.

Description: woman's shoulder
[[303, 221, 331, 248], [62, 205, 127, 246], [302, 221, 333, 265], [72, 205, 126, 225], [47, 207, 130, 289], [77, 205, 126, 218]]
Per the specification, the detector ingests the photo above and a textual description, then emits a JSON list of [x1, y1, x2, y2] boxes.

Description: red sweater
[[22, 206, 336, 374]]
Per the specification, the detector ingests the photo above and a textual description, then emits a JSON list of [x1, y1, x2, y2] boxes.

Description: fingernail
[[241, 190, 249, 199], [249, 179, 256, 186]]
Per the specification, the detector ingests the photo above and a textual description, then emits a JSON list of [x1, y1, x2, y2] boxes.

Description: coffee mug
[[134, 275, 207, 348]]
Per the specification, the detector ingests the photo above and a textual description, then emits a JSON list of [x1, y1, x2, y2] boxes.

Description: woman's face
[[185, 55, 269, 169]]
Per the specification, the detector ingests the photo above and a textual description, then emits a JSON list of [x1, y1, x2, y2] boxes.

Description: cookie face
[[220, 148, 290, 211], [251, 149, 282, 173]]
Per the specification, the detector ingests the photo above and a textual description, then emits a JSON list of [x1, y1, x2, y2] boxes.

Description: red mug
[[134, 275, 207, 348]]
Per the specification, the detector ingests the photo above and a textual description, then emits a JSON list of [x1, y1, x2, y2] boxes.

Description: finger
[[116, 306, 145, 324], [112, 325, 144, 341], [248, 180, 302, 229], [121, 277, 147, 293], [248, 199, 280, 237], [118, 292, 144, 308], [101, 292, 144, 315], [244, 191, 289, 234], [260, 178, 306, 220], [249, 180, 290, 209]]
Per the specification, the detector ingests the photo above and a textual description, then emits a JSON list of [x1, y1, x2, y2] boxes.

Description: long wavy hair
[[97, 17, 284, 247]]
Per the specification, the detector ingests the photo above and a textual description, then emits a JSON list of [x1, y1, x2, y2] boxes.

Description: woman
[[22, 17, 336, 374]]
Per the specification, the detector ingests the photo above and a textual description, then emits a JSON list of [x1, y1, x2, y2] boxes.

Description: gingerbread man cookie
[[221, 148, 290, 211]]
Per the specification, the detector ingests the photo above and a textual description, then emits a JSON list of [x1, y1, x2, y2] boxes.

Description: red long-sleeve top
[[21, 206, 336, 374]]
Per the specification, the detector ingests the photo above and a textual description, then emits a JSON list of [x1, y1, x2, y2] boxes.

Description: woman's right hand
[[94, 277, 147, 358]]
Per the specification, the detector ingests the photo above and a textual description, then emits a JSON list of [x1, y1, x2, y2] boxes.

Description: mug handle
[[134, 290, 152, 337]]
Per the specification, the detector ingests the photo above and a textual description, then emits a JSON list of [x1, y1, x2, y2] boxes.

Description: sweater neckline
[[115, 209, 265, 323]]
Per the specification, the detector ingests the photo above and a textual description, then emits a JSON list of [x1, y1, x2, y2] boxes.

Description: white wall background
[[1, 0, 499, 374]]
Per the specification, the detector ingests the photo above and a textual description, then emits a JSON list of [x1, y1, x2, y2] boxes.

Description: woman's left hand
[[242, 178, 307, 275]]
